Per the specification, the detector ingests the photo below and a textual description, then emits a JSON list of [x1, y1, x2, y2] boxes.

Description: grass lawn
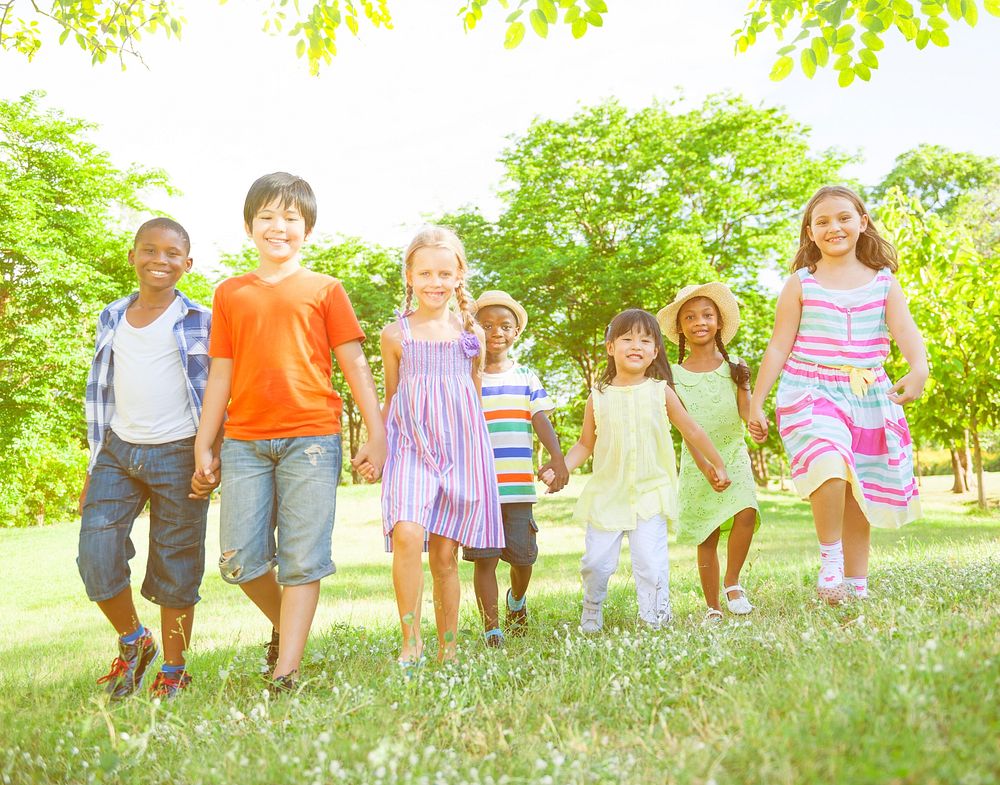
[[1, 474, 998, 785]]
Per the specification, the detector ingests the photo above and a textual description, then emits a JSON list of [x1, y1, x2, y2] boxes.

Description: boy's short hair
[[243, 172, 318, 234], [135, 217, 191, 253]]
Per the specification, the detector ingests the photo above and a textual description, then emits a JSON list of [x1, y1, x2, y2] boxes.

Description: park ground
[[1, 474, 998, 785]]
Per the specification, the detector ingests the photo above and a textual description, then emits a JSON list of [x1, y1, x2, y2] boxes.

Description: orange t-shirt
[[209, 268, 365, 440]]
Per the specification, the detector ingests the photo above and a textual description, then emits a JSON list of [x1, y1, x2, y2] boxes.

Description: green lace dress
[[671, 359, 760, 545]]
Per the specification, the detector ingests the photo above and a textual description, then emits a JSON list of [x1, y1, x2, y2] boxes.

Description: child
[[380, 226, 504, 664], [749, 185, 927, 604], [461, 290, 569, 647], [193, 172, 386, 691], [658, 283, 761, 623], [558, 309, 730, 632], [79, 217, 216, 700]]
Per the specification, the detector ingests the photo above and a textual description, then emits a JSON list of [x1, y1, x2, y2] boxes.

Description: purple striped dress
[[381, 316, 504, 550], [775, 267, 920, 529]]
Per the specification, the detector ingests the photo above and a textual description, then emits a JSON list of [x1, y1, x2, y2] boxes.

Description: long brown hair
[[596, 309, 675, 392], [791, 185, 898, 273]]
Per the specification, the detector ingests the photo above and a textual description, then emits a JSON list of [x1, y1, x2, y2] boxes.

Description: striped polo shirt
[[481, 362, 554, 504]]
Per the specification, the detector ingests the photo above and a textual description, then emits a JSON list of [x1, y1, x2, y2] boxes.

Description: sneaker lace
[[151, 671, 184, 695], [97, 657, 129, 684]]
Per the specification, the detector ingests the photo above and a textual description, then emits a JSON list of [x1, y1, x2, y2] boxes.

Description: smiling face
[[607, 326, 658, 375], [128, 225, 192, 293], [677, 296, 720, 347], [477, 304, 520, 361], [406, 245, 462, 311], [806, 195, 869, 259], [246, 198, 310, 266]]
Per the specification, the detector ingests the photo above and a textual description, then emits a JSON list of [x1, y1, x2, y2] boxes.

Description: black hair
[[676, 309, 751, 390], [134, 217, 190, 254], [243, 172, 318, 234], [596, 309, 675, 392]]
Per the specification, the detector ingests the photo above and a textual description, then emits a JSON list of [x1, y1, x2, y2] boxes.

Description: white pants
[[580, 515, 671, 626]]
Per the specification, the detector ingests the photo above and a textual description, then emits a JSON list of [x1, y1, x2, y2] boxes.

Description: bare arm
[[563, 395, 597, 474], [749, 273, 803, 443], [736, 361, 751, 424], [666, 386, 730, 492], [336, 339, 388, 480], [380, 324, 402, 423], [533, 410, 569, 493], [471, 324, 486, 396], [885, 277, 929, 405], [193, 358, 233, 483]]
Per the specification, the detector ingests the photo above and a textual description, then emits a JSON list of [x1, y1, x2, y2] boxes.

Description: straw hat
[[474, 290, 528, 331], [657, 282, 740, 346]]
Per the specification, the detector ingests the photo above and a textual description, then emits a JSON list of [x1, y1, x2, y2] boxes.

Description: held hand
[[704, 463, 731, 493], [748, 405, 769, 444], [887, 371, 927, 406], [538, 457, 569, 494], [351, 442, 384, 482], [190, 453, 221, 499], [351, 457, 380, 483]]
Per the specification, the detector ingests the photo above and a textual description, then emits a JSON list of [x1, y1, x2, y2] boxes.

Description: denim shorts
[[78, 431, 209, 608], [463, 503, 538, 566], [218, 434, 341, 587]]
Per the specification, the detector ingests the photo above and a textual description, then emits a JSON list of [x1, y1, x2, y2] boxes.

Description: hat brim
[[657, 283, 740, 346]]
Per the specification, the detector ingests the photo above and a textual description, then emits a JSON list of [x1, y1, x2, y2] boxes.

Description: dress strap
[[395, 311, 412, 341]]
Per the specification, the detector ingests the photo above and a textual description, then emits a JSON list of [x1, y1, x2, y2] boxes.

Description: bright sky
[[3, 2, 999, 272]]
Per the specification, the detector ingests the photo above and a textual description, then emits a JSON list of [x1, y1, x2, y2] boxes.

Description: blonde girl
[[380, 226, 503, 664], [749, 186, 927, 604]]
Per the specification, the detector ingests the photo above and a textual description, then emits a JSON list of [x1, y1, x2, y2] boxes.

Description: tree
[[447, 96, 848, 436], [870, 144, 1000, 217], [0, 91, 176, 525], [5, 0, 996, 78], [737, 0, 1000, 86], [880, 190, 1000, 510]]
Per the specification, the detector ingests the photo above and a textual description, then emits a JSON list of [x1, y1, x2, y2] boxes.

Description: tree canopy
[[2, 0, 996, 79]]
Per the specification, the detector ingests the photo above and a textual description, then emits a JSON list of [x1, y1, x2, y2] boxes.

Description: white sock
[[845, 576, 869, 599], [818, 540, 844, 588]]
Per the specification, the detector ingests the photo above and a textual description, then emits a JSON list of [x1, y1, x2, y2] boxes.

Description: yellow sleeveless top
[[573, 378, 678, 532]]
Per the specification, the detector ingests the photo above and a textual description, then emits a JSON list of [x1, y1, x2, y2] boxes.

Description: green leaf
[[896, 16, 918, 37], [930, 27, 950, 43], [571, 17, 587, 37], [736, 34, 749, 52], [861, 13, 885, 31], [835, 23, 856, 40], [777, 44, 796, 55], [861, 30, 885, 49], [585, 0, 608, 11], [565, 5, 581, 22], [530, 9, 548, 37], [584, 10, 603, 25], [465, 11, 477, 29], [504, 20, 526, 48], [58, 28, 70, 45], [295, 38, 306, 57], [769, 55, 794, 81], [854, 62, 872, 80], [834, 52, 853, 68], [859, 47, 879, 67], [812, 35, 830, 64], [539, 0, 558, 22], [801, 47, 818, 77], [834, 39, 854, 52], [964, 0, 979, 24], [506, 9, 523, 22], [986, 0, 1000, 16], [916, 27, 931, 46], [946, 0, 962, 18], [838, 67, 856, 86]]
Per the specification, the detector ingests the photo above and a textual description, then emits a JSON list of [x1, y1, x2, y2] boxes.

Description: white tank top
[[110, 296, 197, 444]]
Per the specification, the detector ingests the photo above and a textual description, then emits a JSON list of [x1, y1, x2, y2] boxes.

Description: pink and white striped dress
[[381, 316, 504, 550], [775, 267, 921, 529]]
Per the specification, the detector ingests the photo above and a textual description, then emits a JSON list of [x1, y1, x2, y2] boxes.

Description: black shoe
[[267, 670, 298, 696], [264, 628, 280, 673], [505, 590, 527, 636], [97, 629, 159, 701]]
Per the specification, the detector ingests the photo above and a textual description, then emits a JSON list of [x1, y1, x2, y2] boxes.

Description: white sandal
[[724, 585, 754, 615], [703, 608, 723, 625]]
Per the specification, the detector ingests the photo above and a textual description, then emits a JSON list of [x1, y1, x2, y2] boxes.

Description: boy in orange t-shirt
[[193, 172, 386, 691]]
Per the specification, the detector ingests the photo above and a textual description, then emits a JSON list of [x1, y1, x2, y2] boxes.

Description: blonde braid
[[403, 283, 414, 316], [454, 281, 476, 333]]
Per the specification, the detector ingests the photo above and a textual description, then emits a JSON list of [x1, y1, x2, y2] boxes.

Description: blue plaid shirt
[[85, 290, 211, 472]]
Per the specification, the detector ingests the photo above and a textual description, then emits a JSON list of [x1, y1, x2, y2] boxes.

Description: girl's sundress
[[671, 359, 760, 545], [776, 268, 920, 529], [381, 315, 504, 551]]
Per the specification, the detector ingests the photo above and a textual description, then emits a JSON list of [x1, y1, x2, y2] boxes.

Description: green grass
[[1, 475, 998, 785]]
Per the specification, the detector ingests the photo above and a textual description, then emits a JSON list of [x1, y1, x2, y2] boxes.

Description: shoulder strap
[[397, 313, 412, 341]]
